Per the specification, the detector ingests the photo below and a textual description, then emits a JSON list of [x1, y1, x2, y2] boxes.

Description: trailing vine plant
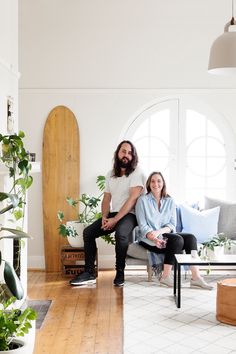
[[0, 131, 33, 275]]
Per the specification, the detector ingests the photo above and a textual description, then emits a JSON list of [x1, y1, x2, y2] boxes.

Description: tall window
[[125, 98, 235, 203]]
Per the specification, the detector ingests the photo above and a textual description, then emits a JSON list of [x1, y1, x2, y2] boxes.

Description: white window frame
[[124, 96, 236, 202]]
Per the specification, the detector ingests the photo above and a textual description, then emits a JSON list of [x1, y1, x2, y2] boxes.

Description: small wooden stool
[[216, 278, 236, 326]]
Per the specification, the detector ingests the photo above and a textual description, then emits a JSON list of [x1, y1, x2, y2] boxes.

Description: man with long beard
[[70, 140, 146, 287]]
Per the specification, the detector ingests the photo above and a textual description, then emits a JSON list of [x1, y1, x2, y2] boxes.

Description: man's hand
[[102, 217, 117, 231]]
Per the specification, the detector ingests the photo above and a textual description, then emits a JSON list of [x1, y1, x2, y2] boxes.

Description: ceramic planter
[[1, 322, 35, 354], [206, 245, 224, 260], [66, 221, 85, 247]]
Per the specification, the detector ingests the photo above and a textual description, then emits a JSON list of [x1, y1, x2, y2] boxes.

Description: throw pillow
[[176, 201, 199, 232], [179, 203, 220, 243], [205, 196, 236, 240]]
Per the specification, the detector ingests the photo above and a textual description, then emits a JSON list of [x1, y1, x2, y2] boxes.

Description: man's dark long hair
[[112, 140, 138, 177]]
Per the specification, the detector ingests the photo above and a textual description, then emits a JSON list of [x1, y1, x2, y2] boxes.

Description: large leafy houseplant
[[0, 132, 36, 352], [57, 175, 115, 245], [0, 296, 37, 351], [0, 131, 33, 277]]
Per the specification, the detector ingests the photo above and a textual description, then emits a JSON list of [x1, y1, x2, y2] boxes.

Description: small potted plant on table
[[199, 233, 234, 260]]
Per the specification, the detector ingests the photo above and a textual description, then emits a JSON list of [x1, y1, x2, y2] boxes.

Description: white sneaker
[[159, 275, 173, 287], [190, 277, 213, 290]]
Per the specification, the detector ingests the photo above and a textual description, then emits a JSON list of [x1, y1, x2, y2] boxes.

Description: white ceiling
[[19, 0, 236, 89]]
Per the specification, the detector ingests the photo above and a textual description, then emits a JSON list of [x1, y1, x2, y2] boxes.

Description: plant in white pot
[[0, 198, 36, 354], [0, 132, 36, 353], [199, 233, 234, 261], [0, 296, 37, 353], [57, 176, 115, 247]]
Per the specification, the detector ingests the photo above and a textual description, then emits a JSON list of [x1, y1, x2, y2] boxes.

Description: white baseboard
[[28, 256, 45, 269], [28, 255, 114, 270], [98, 255, 115, 269]]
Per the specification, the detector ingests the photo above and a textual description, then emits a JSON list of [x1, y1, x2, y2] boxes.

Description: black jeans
[[139, 233, 197, 265], [83, 212, 137, 273]]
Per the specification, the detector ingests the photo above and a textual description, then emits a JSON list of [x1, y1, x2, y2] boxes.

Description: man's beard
[[118, 157, 132, 169]]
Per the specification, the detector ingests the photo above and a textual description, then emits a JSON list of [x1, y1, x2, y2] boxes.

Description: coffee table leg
[[174, 259, 177, 296], [177, 263, 181, 308]]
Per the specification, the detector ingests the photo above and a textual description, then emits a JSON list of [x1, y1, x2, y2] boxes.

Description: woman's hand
[[147, 230, 162, 241], [147, 230, 166, 248]]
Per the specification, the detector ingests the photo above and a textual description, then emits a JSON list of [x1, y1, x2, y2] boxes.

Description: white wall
[[19, 0, 236, 269], [0, 0, 18, 133]]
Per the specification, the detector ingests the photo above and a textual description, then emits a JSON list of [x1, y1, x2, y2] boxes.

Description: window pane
[[134, 137, 149, 156], [186, 110, 206, 145], [150, 110, 170, 144], [206, 169, 226, 189], [187, 137, 206, 156], [208, 120, 224, 143], [149, 137, 169, 157], [207, 138, 225, 156], [133, 120, 149, 140]]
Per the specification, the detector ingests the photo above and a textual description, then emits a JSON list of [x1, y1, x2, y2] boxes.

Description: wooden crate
[[63, 264, 85, 277], [61, 246, 98, 277]]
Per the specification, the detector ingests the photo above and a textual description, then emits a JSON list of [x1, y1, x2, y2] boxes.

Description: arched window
[[124, 97, 235, 203]]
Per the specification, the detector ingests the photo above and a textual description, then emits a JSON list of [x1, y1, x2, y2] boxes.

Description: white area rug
[[124, 272, 236, 354]]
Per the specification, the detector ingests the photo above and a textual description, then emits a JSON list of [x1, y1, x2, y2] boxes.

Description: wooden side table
[[61, 246, 98, 277], [216, 278, 236, 326]]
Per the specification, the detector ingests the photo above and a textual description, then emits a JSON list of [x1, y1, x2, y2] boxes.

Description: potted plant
[[0, 194, 37, 354], [0, 132, 33, 277], [199, 233, 234, 260], [0, 132, 36, 353], [0, 296, 37, 353], [57, 175, 115, 247]]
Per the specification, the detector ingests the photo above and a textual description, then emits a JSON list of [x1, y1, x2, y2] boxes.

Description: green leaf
[[0, 227, 31, 239], [96, 175, 106, 191], [0, 193, 19, 206], [4, 262, 24, 300], [57, 211, 64, 222], [66, 197, 78, 207], [58, 224, 67, 237], [18, 131, 25, 138], [13, 209, 24, 221]]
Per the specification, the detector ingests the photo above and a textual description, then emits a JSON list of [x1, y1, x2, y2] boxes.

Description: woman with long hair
[[135, 171, 213, 289]]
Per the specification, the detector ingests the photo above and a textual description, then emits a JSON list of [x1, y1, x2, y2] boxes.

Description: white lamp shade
[[208, 30, 236, 75]]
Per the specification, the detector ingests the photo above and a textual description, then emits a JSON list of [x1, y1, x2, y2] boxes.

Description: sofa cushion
[[205, 196, 236, 240], [179, 203, 220, 243], [127, 242, 148, 260]]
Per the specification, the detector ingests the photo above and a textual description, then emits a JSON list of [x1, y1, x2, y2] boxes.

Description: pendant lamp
[[208, 0, 236, 75]]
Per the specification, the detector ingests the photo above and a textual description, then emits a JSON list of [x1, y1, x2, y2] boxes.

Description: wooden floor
[[28, 270, 123, 354]]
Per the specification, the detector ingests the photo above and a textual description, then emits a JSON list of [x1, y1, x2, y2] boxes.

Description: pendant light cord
[[231, 0, 235, 25]]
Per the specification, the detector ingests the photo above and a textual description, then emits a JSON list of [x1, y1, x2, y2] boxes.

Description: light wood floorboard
[[28, 270, 123, 354]]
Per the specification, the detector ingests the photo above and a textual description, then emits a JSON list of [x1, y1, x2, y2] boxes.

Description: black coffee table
[[174, 254, 236, 308]]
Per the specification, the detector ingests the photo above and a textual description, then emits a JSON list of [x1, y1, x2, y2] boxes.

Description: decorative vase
[[206, 245, 224, 260], [66, 221, 85, 247]]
